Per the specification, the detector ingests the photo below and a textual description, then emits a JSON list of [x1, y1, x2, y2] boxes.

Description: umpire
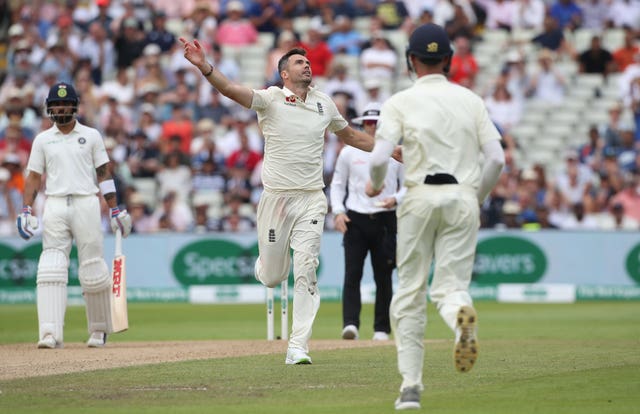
[[366, 24, 505, 410], [330, 102, 405, 341]]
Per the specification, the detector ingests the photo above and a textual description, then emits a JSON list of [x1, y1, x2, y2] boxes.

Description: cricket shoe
[[394, 385, 421, 410], [373, 331, 390, 341], [285, 347, 312, 365], [454, 305, 478, 373], [87, 331, 108, 348], [37, 334, 62, 349], [341, 324, 359, 340]]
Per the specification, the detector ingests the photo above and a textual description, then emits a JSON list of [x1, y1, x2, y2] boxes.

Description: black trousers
[[342, 210, 397, 333]]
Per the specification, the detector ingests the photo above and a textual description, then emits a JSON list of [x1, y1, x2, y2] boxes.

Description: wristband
[[202, 63, 213, 77], [99, 179, 116, 195], [110, 206, 120, 218], [22, 205, 32, 214]]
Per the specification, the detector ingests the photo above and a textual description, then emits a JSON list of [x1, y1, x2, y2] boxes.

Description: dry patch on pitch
[[0, 339, 394, 381]]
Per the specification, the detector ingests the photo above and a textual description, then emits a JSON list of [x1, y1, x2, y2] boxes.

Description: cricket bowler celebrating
[[17, 82, 132, 349], [365, 24, 505, 409], [181, 38, 376, 364]]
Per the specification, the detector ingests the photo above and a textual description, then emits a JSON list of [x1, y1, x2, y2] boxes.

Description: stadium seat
[[131, 178, 158, 210]]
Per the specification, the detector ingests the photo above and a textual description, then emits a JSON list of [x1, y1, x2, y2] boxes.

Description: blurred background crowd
[[0, 0, 639, 236]]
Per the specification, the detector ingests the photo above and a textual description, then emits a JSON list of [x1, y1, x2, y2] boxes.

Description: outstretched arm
[[180, 37, 254, 109]]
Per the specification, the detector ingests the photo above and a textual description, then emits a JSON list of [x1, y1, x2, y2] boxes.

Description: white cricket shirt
[[375, 74, 501, 189], [251, 86, 348, 191], [27, 121, 109, 196], [330, 145, 405, 215]]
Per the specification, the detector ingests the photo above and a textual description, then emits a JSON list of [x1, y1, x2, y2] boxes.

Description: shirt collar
[[415, 74, 448, 85], [282, 85, 315, 101]]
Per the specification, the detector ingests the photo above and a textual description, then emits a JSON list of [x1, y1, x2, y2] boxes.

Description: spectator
[[198, 88, 234, 126], [246, 0, 283, 34], [217, 111, 263, 158], [616, 126, 638, 173], [526, 48, 567, 105], [484, 0, 517, 30], [579, 0, 608, 30], [146, 10, 176, 52], [612, 27, 640, 72], [602, 102, 625, 149], [191, 203, 219, 233], [578, 35, 615, 77], [183, 1, 219, 49], [448, 35, 478, 89], [218, 194, 256, 232], [484, 81, 523, 132], [100, 67, 136, 107], [78, 21, 115, 86], [0, 87, 37, 138], [374, 0, 411, 30], [557, 201, 599, 229], [0, 167, 19, 236], [192, 158, 227, 193], [598, 202, 640, 230], [224, 160, 254, 204], [511, 0, 546, 31], [610, 170, 640, 222], [226, 133, 263, 173], [554, 149, 595, 205], [500, 200, 523, 229], [322, 62, 367, 115], [362, 78, 390, 110], [138, 103, 163, 143], [216, 1, 258, 47], [549, 0, 583, 31], [579, 125, 604, 168], [359, 31, 398, 83], [532, 15, 575, 59], [156, 152, 193, 202], [534, 204, 559, 229], [160, 105, 194, 155], [300, 19, 333, 77], [327, 15, 363, 56], [606, 0, 640, 30], [127, 192, 155, 233], [0, 123, 32, 165], [114, 17, 146, 69], [127, 130, 161, 178], [151, 191, 194, 232], [265, 30, 299, 86], [444, 3, 475, 40]]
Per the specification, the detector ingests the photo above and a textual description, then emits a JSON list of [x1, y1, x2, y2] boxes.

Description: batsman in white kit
[[181, 38, 377, 364], [17, 82, 132, 349]]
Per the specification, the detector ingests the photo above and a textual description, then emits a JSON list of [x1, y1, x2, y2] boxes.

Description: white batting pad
[[36, 249, 69, 344], [79, 258, 113, 334], [37, 282, 67, 344]]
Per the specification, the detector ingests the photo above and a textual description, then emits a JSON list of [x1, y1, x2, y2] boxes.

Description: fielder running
[[181, 39, 376, 364], [365, 24, 505, 409], [17, 82, 132, 349]]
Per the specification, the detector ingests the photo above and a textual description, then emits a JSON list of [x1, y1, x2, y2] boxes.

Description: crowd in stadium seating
[[0, 0, 639, 237]]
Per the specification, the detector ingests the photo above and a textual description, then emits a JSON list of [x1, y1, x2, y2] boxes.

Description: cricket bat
[[111, 228, 128, 332]]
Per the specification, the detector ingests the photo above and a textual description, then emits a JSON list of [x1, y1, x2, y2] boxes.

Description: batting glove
[[110, 207, 132, 238], [16, 206, 39, 240]]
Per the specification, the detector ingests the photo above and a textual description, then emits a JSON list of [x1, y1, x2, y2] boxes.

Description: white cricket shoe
[[373, 331, 390, 341], [87, 331, 107, 348], [394, 385, 421, 410], [454, 305, 479, 373], [37, 334, 62, 349], [341, 324, 359, 340], [285, 347, 312, 365]]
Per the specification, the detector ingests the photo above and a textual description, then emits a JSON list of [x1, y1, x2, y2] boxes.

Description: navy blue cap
[[407, 23, 453, 60], [46, 82, 79, 104]]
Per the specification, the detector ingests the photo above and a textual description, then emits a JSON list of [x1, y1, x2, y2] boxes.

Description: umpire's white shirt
[[28, 122, 109, 196], [375, 74, 501, 189], [251, 86, 348, 192], [330, 146, 405, 215]]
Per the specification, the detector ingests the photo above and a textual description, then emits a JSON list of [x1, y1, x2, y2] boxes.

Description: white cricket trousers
[[42, 195, 104, 260], [391, 184, 479, 391], [254, 189, 327, 352]]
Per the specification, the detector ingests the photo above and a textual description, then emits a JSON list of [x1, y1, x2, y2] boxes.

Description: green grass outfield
[[0, 302, 639, 413]]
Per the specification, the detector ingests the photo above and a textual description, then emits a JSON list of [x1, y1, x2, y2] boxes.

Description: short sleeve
[[251, 88, 273, 111], [93, 131, 110, 168], [27, 136, 45, 174]]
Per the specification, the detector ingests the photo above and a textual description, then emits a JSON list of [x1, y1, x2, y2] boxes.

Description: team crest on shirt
[[284, 95, 296, 106], [78, 137, 86, 144], [317, 102, 324, 116]]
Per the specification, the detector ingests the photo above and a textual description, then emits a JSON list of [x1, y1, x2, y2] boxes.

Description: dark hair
[[277, 47, 307, 76]]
